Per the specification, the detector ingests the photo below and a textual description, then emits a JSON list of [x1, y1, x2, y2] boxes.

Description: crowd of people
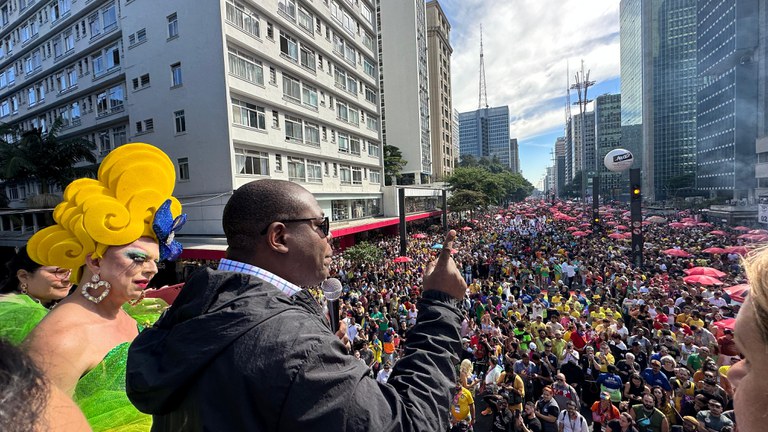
[[325, 202, 755, 432], [0, 143, 765, 432]]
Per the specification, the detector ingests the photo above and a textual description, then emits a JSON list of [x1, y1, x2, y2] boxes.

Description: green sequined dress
[[0, 293, 48, 345], [72, 298, 168, 432]]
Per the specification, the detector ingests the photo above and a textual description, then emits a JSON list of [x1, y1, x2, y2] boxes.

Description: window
[[304, 122, 320, 145], [307, 159, 322, 183], [352, 166, 362, 185], [362, 32, 374, 51], [88, 12, 100, 37], [178, 158, 190, 180], [102, 4, 117, 31], [278, 0, 296, 19], [363, 58, 375, 77], [225, 1, 259, 37], [369, 169, 381, 184], [70, 101, 80, 120], [336, 101, 348, 122], [53, 36, 63, 58], [368, 141, 380, 158], [366, 115, 378, 131], [96, 84, 124, 117], [132, 73, 149, 90], [228, 48, 264, 84], [339, 165, 351, 184], [341, 11, 354, 34], [365, 86, 377, 104], [285, 115, 303, 142], [27, 87, 36, 106], [350, 136, 360, 155], [64, 30, 74, 51], [235, 148, 269, 176], [92, 44, 120, 77], [300, 46, 315, 70], [282, 74, 300, 101], [0, 100, 8, 117], [302, 84, 317, 108], [338, 133, 349, 152], [298, 7, 313, 33], [167, 13, 178, 38], [275, 154, 282, 171], [348, 106, 359, 125], [334, 67, 356, 94], [171, 63, 182, 87], [269, 67, 276, 84], [136, 118, 154, 133], [361, 5, 373, 25], [174, 110, 186, 133], [287, 156, 305, 182], [279, 31, 298, 62], [231, 98, 266, 130], [129, 28, 147, 46]]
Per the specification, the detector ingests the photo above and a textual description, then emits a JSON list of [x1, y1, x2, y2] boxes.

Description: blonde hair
[[27, 143, 181, 281], [743, 245, 768, 343], [459, 359, 473, 376]]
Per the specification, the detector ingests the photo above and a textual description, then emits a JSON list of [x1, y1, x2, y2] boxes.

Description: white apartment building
[[0, 0, 384, 236], [375, 0, 431, 185]]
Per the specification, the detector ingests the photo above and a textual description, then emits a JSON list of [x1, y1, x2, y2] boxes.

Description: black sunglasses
[[260, 217, 330, 237]]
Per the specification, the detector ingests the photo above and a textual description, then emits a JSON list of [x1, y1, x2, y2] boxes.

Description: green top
[[0, 293, 49, 345]]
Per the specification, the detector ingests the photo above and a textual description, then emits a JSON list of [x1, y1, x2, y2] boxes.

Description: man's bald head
[[223, 179, 310, 255]]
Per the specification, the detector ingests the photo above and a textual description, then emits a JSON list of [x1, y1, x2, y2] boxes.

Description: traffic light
[[631, 184, 641, 201]]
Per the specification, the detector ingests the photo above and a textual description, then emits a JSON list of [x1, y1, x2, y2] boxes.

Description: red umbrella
[[580, 223, 591, 228], [724, 246, 749, 255], [647, 216, 667, 223], [461, 226, 473, 231], [615, 225, 628, 230], [566, 226, 579, 231], [724, 284, 749, 303], [698, 222, 713, 227], [572, 231, 588, 237], [683, 275, 724, 286], [663, 248, 692, 257], [749, 229, 768, 235], [702, 247, 727, 254], [411, 233, 427, 239], [393, 256, 413, 263], [712, 318, 736, 332], [709, 230, 727, 236], [684, 267, 727, 278], [733, 226, 751, 231], [669, 222, 687, 229], [608, 233, 625, 239]]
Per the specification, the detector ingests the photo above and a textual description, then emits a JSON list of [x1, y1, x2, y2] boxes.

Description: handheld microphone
[[321, 278, 343, 333]]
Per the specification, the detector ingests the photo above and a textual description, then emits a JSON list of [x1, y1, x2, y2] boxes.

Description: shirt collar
[[218, 258, 301, 297]]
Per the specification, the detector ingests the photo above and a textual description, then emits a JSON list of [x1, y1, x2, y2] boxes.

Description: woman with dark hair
[[623, 373, 648, 405], [606, 412, 639, 432], [0, 246, 72, 344], [651, 385, 678, 427]]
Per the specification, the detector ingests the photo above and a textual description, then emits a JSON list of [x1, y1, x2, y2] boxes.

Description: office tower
[[697, 0, 759, 199], [0, 0, 384, 233], [572, 111, 595, 178], [426, 0, 453, 181], [509, 138, 520, 174], [564, 117, 574, 185], [620, 0, 698, 201], [554, 136, 567, 197], [452, 107, 460, 162], [376, 0, 431, 184], [594, 93, 623, 199], [756, 0, 768, 199], [458, 106, 511, 167]]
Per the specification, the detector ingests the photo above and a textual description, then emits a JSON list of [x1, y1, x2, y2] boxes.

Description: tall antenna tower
[[478, 24, 489, 109], [565, 60, 572, 127], [570, 59, 596, 203]]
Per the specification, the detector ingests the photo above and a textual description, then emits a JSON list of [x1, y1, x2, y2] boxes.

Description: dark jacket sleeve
[[276, 290, 462, 432]]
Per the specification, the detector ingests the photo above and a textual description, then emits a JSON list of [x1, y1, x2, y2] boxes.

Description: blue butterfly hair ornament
[[152, 199, 187, 261]]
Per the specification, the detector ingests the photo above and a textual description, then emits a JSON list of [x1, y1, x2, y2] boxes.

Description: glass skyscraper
[[458, 106, 511, 168], [620, 0, 698, 201], [595, 94, 624, 199], [696, 0, 759, 199]]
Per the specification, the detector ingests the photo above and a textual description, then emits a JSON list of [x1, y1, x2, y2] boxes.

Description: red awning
[[330, 211, 443, 238]]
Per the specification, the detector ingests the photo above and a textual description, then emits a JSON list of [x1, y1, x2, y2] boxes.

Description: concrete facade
[[425, 0, 453, 181], [0, 0, 385, 235]]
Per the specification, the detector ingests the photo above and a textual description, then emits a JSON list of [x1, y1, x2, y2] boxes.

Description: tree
[[457, 154, 478, 168], [0, 118, 96, 197], [383, 145, 407, 186], [559, 170, 583, 199], [447, 189, 488, 213], [446, 167, 534, 206], [343, 241, 383, 266]]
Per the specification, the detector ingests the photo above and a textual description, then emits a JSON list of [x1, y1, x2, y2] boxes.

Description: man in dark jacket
[[126, 179, 467, 431]]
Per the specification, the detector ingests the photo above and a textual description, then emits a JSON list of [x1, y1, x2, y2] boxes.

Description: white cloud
[[445, 0, 621, 139]]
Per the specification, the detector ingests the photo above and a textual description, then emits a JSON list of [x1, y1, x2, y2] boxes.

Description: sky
[[439, 0, 622, 189]]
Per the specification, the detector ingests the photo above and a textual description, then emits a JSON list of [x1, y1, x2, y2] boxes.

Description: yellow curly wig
[[26, 143, 181, 281]]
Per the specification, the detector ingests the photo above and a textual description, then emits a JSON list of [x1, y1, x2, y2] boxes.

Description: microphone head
[[321, 278, 343, 301]]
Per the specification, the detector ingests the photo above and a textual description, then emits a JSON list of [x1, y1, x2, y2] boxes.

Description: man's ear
[[265, 223, 290, 254], [85, 253, 101, 276]]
